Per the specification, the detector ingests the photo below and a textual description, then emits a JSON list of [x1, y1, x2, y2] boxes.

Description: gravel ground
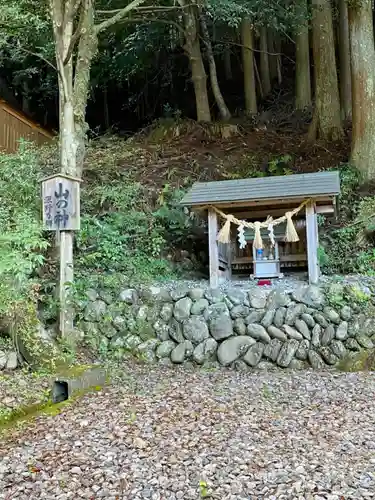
[[1, 364, 375, 500]]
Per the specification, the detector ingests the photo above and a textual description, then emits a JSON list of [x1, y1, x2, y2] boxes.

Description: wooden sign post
[[41, 173, 81, 337]]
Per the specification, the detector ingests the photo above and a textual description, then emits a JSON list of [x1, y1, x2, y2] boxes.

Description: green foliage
[[76, 182, 175, 285], [338, 350, 375, 372], [0, 143, 49, 303], [320, 164, 375, 275]]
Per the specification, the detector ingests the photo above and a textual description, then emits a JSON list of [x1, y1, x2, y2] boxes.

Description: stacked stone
[[80, 284, 375, 369], [0, 351, 18, 371]]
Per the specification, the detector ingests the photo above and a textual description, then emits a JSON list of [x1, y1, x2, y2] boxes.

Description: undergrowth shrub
[[319, 164, 375, 275]]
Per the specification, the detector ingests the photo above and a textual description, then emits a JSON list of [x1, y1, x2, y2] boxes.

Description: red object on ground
[[257, 279, 272, 286]]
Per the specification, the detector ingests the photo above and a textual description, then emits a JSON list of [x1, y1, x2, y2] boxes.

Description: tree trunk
[[268, 30, 278, 82], [182, 5, 211, 122], [311, 0, 343, 140], [199, 11, 231, 120], [348, 0, 375, 180], [295, 0, 311, 110], [223, 46, 232, 80], [259, 27, 271, 96], [339, 0, 352, 121], [241, 18, 257, 114]]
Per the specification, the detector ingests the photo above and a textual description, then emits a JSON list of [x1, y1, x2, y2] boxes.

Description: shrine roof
[[180, 171, 340, 206]]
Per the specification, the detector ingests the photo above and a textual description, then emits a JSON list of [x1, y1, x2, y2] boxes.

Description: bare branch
[[15, 42, 57, 71], [94, 0, 147, 34]]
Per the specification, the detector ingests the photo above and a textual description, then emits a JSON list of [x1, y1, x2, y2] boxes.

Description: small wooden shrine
[[181, 171, 340, 288]]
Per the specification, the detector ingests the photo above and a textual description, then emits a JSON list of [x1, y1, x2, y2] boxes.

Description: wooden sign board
[[41, 174, 81, 231]]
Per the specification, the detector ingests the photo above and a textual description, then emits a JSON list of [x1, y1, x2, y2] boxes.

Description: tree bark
[[267, 30, 278, 82], [295, 0, 311, 110], [241, 18, 257, 114], [199, 11, 231, 120], [311, 0, 343, 140], [348, 0, 375, 180], [223, 46, 232, 80], [180, 3, 211, 121], [259, 26, 271, 96], [339, 0, 352, 121]]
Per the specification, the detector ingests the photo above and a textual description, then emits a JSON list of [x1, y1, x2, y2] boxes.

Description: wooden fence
[[0, 100, 53, 153]]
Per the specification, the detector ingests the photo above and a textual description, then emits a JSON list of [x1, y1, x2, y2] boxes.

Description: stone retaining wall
[[78, 284, 375, 369]]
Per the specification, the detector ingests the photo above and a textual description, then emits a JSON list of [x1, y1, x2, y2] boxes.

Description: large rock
[[86, 288, 98, 301], [294, 319, 311, 340], [247, 324, 271, 343], [227, 289, 245, 306], [189, 288, 205, 301], [191, 299, 209, 315], [243, 342, 265, 367], [173, 297, 192, 322], [233, 318, 247, 336], [311, 324, 321, 348], [295, 339, 309, 361], [261, 309, 275, 328], [346, 338, 361, 351], [206, 304, 233, 340], [323, 307, 340, 324], [249, 289, 268, 309], [193, 338, 218, 364], [357, 335, 374, 349], [273, 307, 286, 328], [137, 339, 160, 363], [142, 286, 172, 302], [0, 351, 7, 370], [308, 350, 325, 369], [276, 339, 299, 368], [5, 352, 18, 370], [153, 320, 170, 341], [335, 321, 348, 341], [267, 325, 287, 342], [170, 287, 189, 301], [314, 312, 328, 328], [204, 288, 224, 304], [282, 325, 303, 341], [340, 306, 352, 321], [183, 317, 209, 345], [156, 340, 176, 358], [113, 315, 126, 332], [266, 290, 291, 309], [330, 340, 347, 359], [160, 303, 174, 322], [264, 339, 282, 362], [245, 310, 265, 325], [285, 304, 306, 325], [171, 343, 187, 363], [84, 300, 106, 322], [320, 347, 338, 365], [169, 318, 185, 343], [230, 305, 250, 319], [301, 313, 315, 329], [119, 288, 137, 304], [217, 336, 255, 366], [321, 325, 335, 346], [292, 285, 325, 309]]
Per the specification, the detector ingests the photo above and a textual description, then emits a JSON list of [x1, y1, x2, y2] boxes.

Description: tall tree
[[339, 0, 351, 121], [178, 0, 211, 121], [259, 26, 271, 96], [241, 18, 257, 114], [199, 10, 231, 120], [295, 0, 311, 109], [348, 0, 375, 180], [310, 0, 343, 140]]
